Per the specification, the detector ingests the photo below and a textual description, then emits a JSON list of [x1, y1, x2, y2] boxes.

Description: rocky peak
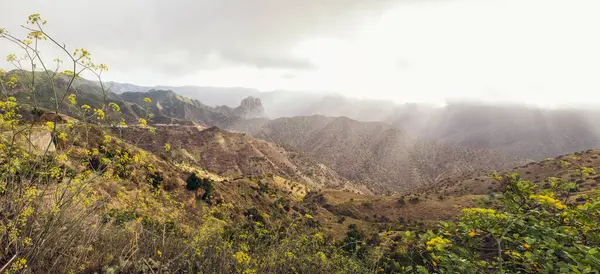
[[237, 96, 266, 118]]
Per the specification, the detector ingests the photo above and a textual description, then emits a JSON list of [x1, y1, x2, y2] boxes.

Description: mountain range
[[99, 80, 600, 161], [6, 70, 600, 194]]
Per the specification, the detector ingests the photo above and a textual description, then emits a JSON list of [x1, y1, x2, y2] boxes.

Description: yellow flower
[[530, 194, 567, 210], [523, 243, 531, 249], [103, 135, 112, 144], [143, 97, 152, 103], [45, 121, 55, 131], [56, 154, 68, 163], [316, 251, 327, 262], [6, 53, 17, 62], [233, 251, 251, 265], [108, 102, 120, 112], [81, 104, 91, 111], [94, 109, 105, 120], [10, 258, 27, 272], [138, 118, 147, 127], [58, 132, 68, 142], [68, 94, 77, 105], [285, 251, 295, 259], [426, 236, 451, 251], [468, 230, 476, 237], [462, 208, 496, 215], [313, 233, 324, 243]]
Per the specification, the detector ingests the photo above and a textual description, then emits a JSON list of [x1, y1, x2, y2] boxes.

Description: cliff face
[[216, 96, 267, 119]]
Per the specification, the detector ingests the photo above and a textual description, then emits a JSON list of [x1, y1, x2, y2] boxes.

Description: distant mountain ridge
[[387, 103, 600, 161], [91, 81, 600, 162], [222, 115, 528, 194], [2, 71, 268, 127]]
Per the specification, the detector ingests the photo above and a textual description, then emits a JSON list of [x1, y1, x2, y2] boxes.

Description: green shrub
[[186, 173, 214, 200]]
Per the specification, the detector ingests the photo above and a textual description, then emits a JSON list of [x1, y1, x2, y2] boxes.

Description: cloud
[[0, 0, 395, 76], [3, 0, 600, 107]]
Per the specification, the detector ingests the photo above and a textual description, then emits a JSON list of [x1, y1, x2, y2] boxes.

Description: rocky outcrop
[[216, 96, 267, 119], [28, 131, 56, 153], [237, 96, 266, 118]]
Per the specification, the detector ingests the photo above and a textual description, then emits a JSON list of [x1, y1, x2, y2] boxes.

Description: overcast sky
[[1, 0, 600, 106]]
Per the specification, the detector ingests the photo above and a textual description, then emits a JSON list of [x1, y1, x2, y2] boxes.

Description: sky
[[1, 0, 600, 107]]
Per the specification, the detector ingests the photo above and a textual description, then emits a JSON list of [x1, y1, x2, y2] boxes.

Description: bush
[[387, 173, 600, 273], [186, 172, 214, 200], [361, 200, 373, 208]]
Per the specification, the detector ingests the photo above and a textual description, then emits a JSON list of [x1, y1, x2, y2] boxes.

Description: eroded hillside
[[230, 115, 528, 194], [110, 125, 360, 192]]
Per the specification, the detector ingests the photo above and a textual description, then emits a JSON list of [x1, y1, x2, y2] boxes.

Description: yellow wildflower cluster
[[530, 194, 567, 210], [233, 251, 251, 265], [138, 118, 147, 127], [285, 251, 295, 259], [426, 236, 451, 251], [143, 97, 152, 103], [57, 132, 68, 142], [462, 208, 496, 215], [68, 94, 77, 105], [56, 154, 68, 163], [0, 97, 21, 127], [108, 102, 120, 112], [73, 48, 91, 60], [27, 13, 45, 25], [4, 76, 18, 89], [94, 109, 105, 120], [103, 135, 112, 144], [45, 121, 55, 131], [6, 53, 17, 62], [313, 232, 324, 244], [27, 30, 46, 40], [10, 258, 28, 272], [317, 251, 327, 262]]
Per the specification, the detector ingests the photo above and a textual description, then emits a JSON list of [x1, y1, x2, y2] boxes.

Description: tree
[[186, 172, 214, 200]]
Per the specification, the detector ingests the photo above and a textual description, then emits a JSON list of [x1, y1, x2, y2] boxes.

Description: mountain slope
[[431, 148, 600, 198], [119, 89, 226, 125], [110, 125, 357, 192], [387, 103, 600, 160], [2, 71, 267, 127], [227, 115, 527, 194]]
